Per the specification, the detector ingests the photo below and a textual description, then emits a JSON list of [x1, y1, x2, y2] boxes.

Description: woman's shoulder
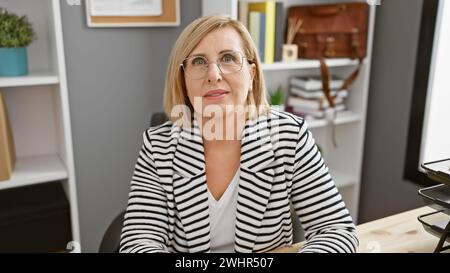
[[268, 108, 307, 131], [144, 120, 177, 141]]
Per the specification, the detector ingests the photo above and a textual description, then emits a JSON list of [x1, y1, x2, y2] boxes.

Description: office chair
[[98, 112, 304, 252], [98, 112, 168, 253]]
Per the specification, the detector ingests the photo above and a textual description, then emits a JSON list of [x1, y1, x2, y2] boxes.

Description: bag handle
[[308, 4, 346, 17], [319, 58, 363, 106], [319, 58, 334, 108], [341, 58, 364, 90], [316, 29, 364, 105], [319, 57, 363, 148], [319, 58, 338, 148]]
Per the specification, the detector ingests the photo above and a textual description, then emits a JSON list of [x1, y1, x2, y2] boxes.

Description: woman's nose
[[205, 62, 222, 83]]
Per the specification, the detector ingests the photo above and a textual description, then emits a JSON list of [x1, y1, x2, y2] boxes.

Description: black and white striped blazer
[[119, 109, 358, 253]]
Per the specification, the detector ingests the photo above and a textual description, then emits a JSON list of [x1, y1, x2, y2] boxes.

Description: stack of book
[[286, 76, 348, 119]]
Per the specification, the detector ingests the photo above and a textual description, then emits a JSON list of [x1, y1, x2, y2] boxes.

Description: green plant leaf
[[269, 86, 285, 105], [0, 8, 36, 47]]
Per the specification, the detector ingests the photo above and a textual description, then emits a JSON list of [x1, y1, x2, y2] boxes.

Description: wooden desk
[[272, 206, 449, 253]]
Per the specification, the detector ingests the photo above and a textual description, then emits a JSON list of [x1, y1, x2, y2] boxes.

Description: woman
[[119, 15, 358, 253]]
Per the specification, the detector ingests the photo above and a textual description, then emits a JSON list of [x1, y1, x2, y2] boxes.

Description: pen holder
[[282, 44, 298, 62]]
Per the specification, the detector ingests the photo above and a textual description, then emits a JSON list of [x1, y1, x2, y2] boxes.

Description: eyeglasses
[[180, 51, 251, 80]]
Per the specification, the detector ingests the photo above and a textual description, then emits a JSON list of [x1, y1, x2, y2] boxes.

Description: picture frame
[[86, 0, 180, 28]]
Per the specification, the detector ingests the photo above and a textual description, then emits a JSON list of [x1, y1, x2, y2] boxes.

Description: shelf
[[200, 0, 376, 228], [261, 58, 359, 71], [331, 171, 357, 188], [0, 155, 68, 190], [0, 73, 59, 88], [305, 111, 362, 129], [0, 0, 81, 247]]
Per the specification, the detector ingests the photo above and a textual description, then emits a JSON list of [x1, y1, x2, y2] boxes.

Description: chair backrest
[[98, 211, 126, 253], [150, 112, 169, 128], [98, 112, 168, 253]]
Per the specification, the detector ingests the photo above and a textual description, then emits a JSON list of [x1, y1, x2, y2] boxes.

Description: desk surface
[[272, 206, 448, 253]]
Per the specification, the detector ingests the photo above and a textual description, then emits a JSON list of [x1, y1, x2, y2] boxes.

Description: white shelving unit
[[0, 0, 80, 248], [0, 155, 68, 191], [203, 0, 376, 223], [0, 73, 60, 87], [261, 58, 360, 71]]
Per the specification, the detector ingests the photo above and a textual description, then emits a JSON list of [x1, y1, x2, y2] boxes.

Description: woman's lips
[[203, 89, 229, 100]]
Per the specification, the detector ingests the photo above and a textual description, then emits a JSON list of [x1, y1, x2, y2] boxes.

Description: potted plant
[[269, 86, 285, 111], [0, 8, 36, 76]]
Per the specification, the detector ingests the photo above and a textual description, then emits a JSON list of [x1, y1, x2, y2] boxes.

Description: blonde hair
[[163, 14, 270, 125]]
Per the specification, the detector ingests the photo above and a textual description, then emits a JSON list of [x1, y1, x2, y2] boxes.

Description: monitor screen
[[419, 0, 450, 167]]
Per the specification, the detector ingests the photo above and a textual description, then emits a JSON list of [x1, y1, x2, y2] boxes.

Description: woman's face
[[183, 26, 256, 119]]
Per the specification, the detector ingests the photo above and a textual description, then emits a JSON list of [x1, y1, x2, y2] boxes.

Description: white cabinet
[[0, 0, 80, 248], [202, 0, 376, 223]]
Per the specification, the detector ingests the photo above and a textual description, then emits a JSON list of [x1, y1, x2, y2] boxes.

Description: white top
[[208, 170, 240, 253]]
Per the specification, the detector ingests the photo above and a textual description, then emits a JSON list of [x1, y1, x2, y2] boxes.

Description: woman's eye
[[191, 57, 206, 66], [221, 54, 236, 63]]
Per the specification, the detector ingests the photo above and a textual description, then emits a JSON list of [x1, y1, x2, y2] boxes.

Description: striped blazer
[[119, 109, 358, 253]]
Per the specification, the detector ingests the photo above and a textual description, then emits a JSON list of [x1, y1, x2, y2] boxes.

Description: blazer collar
[[173, 114, 275, 177]]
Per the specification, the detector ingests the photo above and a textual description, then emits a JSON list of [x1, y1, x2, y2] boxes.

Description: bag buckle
[[352, 28, 361, 58], [324, 36, 336, 57]]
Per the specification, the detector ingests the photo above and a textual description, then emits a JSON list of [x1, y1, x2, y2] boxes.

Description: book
[[248, 1, 276, 64], [287, 95, 345, 110], [304, 109, 354, 121], [274, 1, 284, 62], [0, 90, 16, 182], [290, 75, 344, 90], [290, 87, 348, 100], [238, 1, 249, 29], [258, 12, 266, 63], [248, 11, 262, 61], [291, 104, 346, 119]]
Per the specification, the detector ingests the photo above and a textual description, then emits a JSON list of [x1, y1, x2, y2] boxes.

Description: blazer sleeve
[[119, 130, 170, 253], [291, 121, 359, 253]]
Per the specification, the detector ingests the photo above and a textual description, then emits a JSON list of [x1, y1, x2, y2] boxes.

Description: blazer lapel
[[235, 115, 275, 253], [172, 119, 211, 253]]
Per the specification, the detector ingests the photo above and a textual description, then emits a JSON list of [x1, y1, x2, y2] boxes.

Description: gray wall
[[358, 0, 425, 223], [60, 0, 202, 252]]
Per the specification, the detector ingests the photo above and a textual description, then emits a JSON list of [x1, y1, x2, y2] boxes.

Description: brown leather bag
[[287, 3, 369, 107]]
